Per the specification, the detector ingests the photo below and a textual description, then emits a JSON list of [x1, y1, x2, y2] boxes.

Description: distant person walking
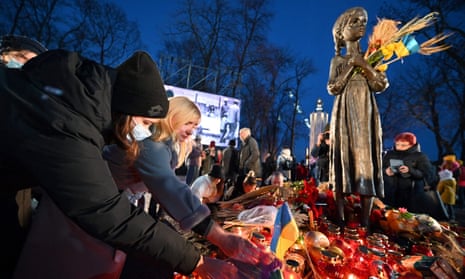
[[239, 127, 261, 180], [222, 139, 239, 195], [261, 152, 276, 184], [185, 135, 203, 185], [201, 140, 220, 175]]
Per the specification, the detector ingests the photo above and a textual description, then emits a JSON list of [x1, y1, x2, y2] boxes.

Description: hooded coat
[[0, 50, 200, 275]]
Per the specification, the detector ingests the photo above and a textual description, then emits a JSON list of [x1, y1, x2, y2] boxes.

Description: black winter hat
[[0, 35, 47, 54], [228, 139, 236, 146], [112, 51, 168, 118]]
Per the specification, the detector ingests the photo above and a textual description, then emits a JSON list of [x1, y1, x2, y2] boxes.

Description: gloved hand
[[194, 256, 239, 279]]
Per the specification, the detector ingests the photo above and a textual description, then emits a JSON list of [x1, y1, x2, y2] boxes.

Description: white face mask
[[127, 122, 152, 141], [5, 58, 23, 68]]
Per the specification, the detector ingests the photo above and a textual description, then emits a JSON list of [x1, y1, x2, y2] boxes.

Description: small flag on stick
[[270, 202, 299, 260]]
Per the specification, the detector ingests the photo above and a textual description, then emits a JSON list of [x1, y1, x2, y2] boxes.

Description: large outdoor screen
[[164, 85, 241, 148]]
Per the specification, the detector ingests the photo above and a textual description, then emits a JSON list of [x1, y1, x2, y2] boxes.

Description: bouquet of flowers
[[291, 179, 317, 205], [363, 11, 452, 72]]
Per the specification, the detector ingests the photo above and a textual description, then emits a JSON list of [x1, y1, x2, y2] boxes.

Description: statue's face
[[342, 10, 367, 42]]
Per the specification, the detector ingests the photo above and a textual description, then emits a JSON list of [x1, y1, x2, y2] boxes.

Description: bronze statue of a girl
[[327, 7, 389, 229]]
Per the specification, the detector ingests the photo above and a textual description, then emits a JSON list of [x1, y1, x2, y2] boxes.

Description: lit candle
[[282, 269, 298, 279], [282, 259, 302, 279], [308, 210, 314, 231]]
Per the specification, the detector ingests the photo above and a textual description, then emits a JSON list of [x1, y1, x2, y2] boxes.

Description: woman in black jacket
[[382, 132, 436, 214]]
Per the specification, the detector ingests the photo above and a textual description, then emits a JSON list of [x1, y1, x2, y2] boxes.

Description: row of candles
[[230, 217, 441, 279], [305, 218, 441, 279], [175, 213, 464, 278]]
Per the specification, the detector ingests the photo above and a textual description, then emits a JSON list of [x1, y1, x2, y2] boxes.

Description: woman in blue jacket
[[104, 96, 270, 277]]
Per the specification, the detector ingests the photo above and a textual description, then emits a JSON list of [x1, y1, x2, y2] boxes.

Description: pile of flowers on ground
[[289, 178, 336, 220]]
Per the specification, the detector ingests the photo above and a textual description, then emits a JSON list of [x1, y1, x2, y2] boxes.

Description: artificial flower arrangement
[[362, 11, 452, 73]]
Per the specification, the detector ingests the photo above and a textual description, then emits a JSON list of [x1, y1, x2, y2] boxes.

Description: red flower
[[370, 209, 384, 224], [293, 178, 324, 218]]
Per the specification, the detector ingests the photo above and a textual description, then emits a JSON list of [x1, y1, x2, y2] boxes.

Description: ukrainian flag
[[270, 202, 299, 260]]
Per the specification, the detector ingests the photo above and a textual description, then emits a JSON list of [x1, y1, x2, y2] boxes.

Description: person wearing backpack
[[277, 147, 294, 182]]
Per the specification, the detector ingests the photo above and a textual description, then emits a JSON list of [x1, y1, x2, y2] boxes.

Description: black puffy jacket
[[382, 144, 436, 211]]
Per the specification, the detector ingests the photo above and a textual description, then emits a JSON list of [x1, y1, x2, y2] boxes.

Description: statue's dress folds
[[328, 56, 387, 198]]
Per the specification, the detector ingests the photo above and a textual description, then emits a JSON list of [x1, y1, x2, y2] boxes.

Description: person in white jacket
[[277, 147, 294, 181], [191, 164, 225, 203]]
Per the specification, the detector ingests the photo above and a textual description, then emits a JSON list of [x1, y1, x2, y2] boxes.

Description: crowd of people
[[0, 35, 271, 279], [2, 32, 464, 278]]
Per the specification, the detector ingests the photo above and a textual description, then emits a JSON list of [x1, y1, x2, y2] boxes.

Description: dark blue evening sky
[[112, 0, 438, 161]]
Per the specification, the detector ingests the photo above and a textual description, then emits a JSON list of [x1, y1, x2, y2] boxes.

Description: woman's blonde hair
[[152, 96, 201, 168]]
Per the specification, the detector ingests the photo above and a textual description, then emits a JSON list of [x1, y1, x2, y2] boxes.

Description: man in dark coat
[[222, 140, 239, 183], [239, 127, 262, 180], [0, 34, 48, 278]]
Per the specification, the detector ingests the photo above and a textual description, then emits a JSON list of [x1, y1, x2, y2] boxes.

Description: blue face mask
[[5, 58, 23, 69]]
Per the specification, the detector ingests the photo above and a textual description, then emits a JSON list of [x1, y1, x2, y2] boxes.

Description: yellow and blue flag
[[270, 202, 299, 260], [380, 34, 420, 61]]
